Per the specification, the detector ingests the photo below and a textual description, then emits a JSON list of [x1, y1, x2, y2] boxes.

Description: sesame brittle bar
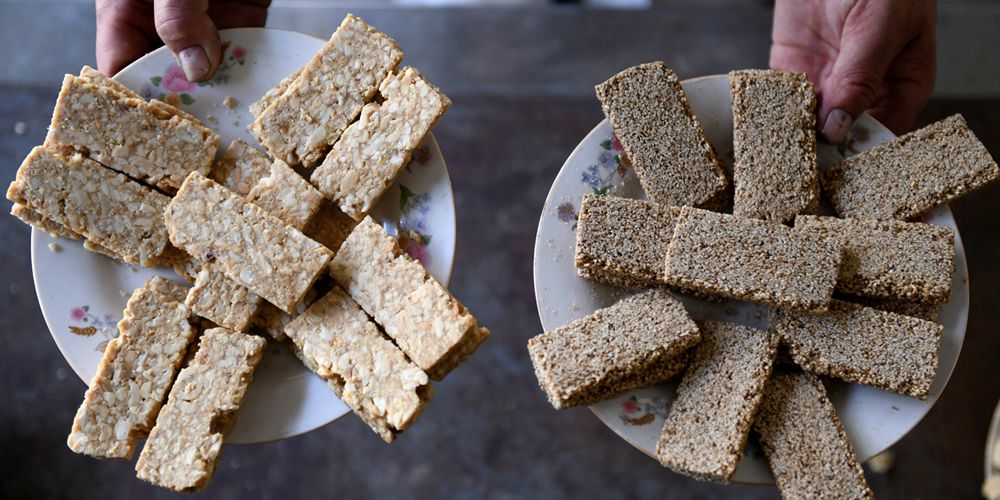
[[45, 68, 218, 193], [574, 194, 681, 288], [731, 70, 819, 222], [595, 62, 727, 207], [753, 371, 873, 499], [250, 14, 403, 166], [664, 207, 841, 312], [656, 321, 778, 483], [164, 172, 333, 313], [135, 328, 266, 492], [795, 215, 955, 303], [284, 286, 433, 442], [821, 114, 1000, 220], [67, 277, 197, 459], [528, 289, 700, 409], [329, 217, 488, 380], [7, 146, 170, 266], [311, 67, 450, 220], [771, 300, 943, 399]]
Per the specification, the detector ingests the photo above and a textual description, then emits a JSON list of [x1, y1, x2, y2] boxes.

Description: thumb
[[819, 8, 899, 144], [154, 0, 221, 82]]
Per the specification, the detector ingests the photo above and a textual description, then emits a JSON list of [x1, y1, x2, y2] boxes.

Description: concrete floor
[[1, 3, 998, 499]]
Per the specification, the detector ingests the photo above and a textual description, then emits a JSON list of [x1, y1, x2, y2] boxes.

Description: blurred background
[[2, 0, 999, 498]]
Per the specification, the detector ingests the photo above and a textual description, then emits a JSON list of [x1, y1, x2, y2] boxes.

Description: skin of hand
[[770, 0, 937, 143], [96, 0, 270, 82]]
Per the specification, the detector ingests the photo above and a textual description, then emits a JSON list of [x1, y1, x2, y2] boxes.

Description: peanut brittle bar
[[164, 172, 333, 313], [304, 201, 358, 252], [656, 321, 777, 483], [10, 203, 79, 240], [209, 139, 271, 197], [248, 67, 303, 118], [771, 300, 943, 399], [284, 286, 433, 442], [527, 289, 700, 409], [821, 114, 1000, 220], [185, 266, 263, 332], [311, 67, 450, 220], [664, 207, 841, 312], [730, 70, 819, 222], [247, 160, 325, 231], [574, 194, 681, 288], [147, 275, 190, 303], [7, 146, 170, 266], [45, 69, 218, 193], [250, 14, 403, 166], [329, 217, 488, 379], [67, 278, 197, 459], [595, 62, 727, 207], [753, 371, 873, 499], [795, 215, 955, 303], [135, 328, 266, 492]]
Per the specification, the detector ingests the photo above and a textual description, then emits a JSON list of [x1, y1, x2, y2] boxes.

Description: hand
[[96, 0, 270, 82], [770, 0, 936, 143]]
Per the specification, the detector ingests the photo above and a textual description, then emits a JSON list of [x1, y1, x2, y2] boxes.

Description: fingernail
[[821, 109, 853, 144], [178, 46, 209, 82]]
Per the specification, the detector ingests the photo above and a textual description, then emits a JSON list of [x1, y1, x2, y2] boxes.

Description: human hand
[[770, 0, 936, 143], [96, 0, 270, 82]]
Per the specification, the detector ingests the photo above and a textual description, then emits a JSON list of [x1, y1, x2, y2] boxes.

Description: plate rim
[[531, 73, 970, 484]]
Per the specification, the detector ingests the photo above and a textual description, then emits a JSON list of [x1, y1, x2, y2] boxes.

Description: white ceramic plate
[[532, 74, 969, 484], [31, 28, 456, 444]]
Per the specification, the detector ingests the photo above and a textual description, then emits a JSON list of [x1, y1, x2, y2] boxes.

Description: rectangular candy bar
[[284, 286, 433, 442], [595, 62, 727, 207], [247, 160, 325, 231], [821, 114, 1000, 220], [185, 266, 262, 332], [67, 278, 197, 459], [10, 203, 79, 240], [164, 172, 333, 313], [135, 328, 266, 492], [250, 14, 403, 166], [795, 215, 954, 303], [656, 321, 777, 483], [770, 300, 943, 399], [311, 67, 450, 220], [304, 201, 358, 252], [7, 146, 170, 266], [329, 217, 488, 379], [731, 70, 819, 222], [527, 289, 700, 409], [664, 207, 841, 312], [45, 69, 218, 193], [753, 371, 873, 499], [209, 139, 271, 197], [574, 194, 681, 288]]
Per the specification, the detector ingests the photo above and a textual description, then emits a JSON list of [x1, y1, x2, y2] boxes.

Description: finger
[[208, 1, 270, 29], [818, 3, 902, 143], [95, 0, 156, 76], [867, 31, 936, 135], [154, 0, 221, 82]]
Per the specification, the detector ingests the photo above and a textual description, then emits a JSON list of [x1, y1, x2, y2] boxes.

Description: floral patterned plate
[[533, 74, 969, 484], [30, 28, 456, 444]]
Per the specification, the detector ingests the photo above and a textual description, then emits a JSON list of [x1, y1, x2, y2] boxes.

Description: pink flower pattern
[[161, 64, 196, 93]]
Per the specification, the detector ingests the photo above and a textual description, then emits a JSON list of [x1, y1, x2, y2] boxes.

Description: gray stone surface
[[1, 2, 999, 499]]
